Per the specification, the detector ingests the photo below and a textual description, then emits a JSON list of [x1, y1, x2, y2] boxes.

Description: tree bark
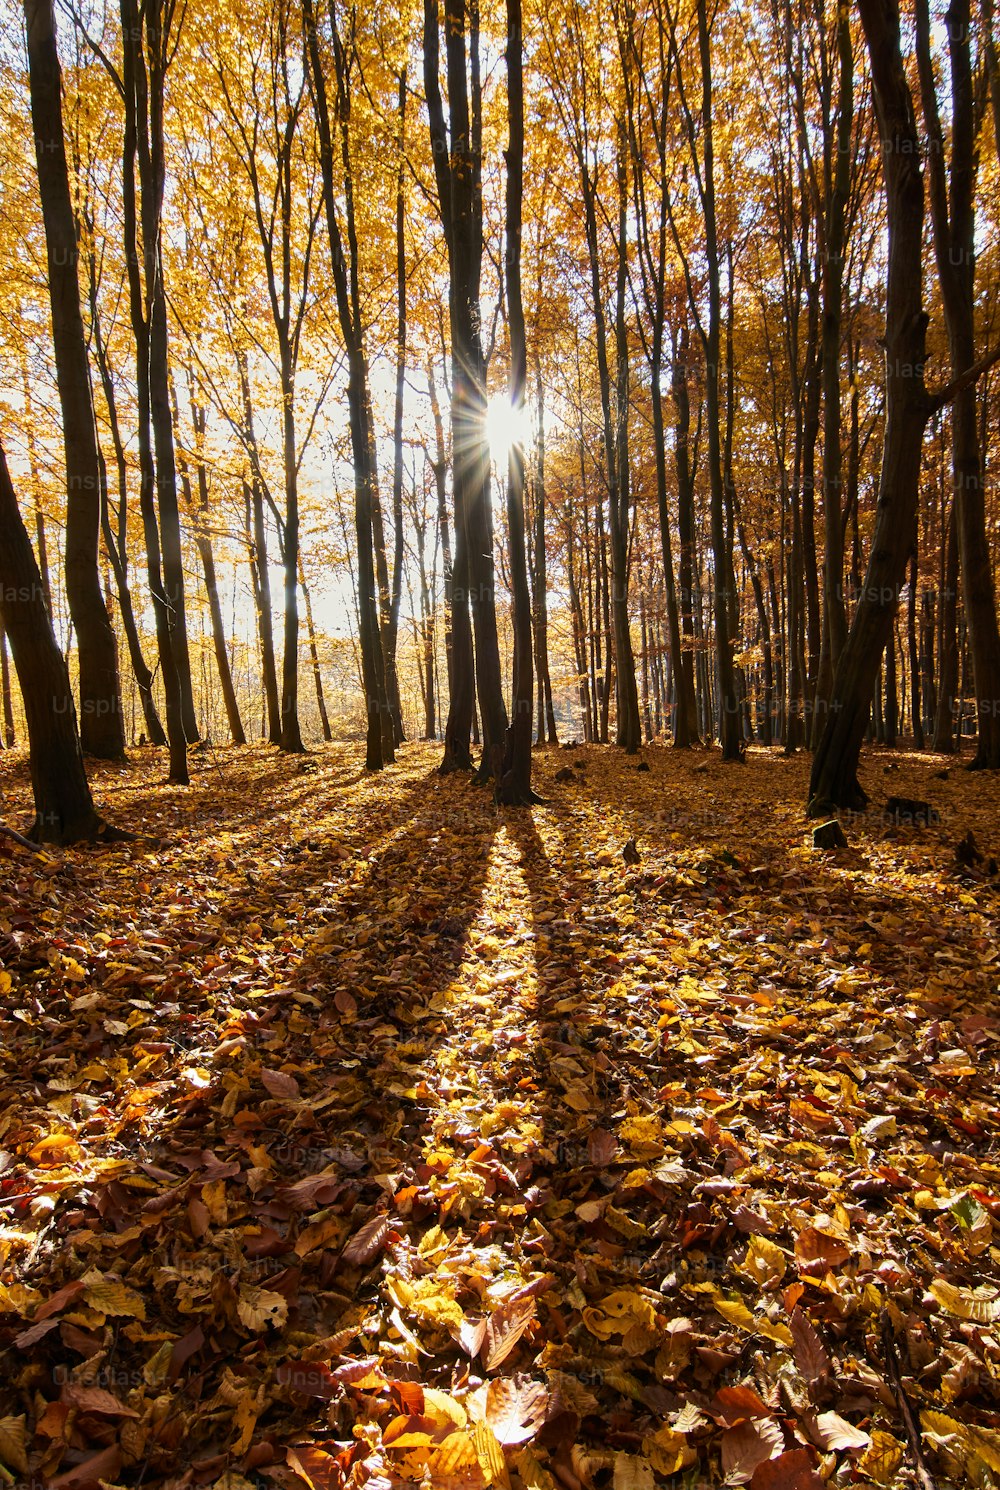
[[0, 437, 108, 842]]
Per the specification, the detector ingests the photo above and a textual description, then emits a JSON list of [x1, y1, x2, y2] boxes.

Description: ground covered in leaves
[[1, 740, 999, 1490]]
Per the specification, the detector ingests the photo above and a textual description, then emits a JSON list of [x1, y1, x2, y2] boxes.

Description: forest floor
[[1, 740, 999, 1490]]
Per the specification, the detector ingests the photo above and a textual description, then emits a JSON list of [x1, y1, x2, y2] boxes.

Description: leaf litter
[[0, 741, 998, 1489]]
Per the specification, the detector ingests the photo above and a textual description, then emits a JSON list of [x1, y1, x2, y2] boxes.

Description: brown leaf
[[722, 1420, 785, 1484], [789, 1308, 832, 1386], [750, 1448, 823, 1490], [793, 1227, 850, 1274], [342, 1212, 392, 1265], [13, 1315, 60, 1348], [261, 1067, 300, 1099], [60, 1383, 140, 1418], [486, 1376, 549, 1445], [482, 1295, 537, 1371], [50, 1444, 123, 1489], [34, 1278, 86, 1321], [711, 1384, 771, 1425]]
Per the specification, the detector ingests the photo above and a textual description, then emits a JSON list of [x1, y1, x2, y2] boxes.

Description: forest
[[1, 0, 1000, 1485]]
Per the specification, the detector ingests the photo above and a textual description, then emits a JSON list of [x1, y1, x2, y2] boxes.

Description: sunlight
[[485, 395, 531, 467]]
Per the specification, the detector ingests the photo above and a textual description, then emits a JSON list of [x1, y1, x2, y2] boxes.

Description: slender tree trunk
[[921, 585, 936, 740], [424, 0, 507, 776], [814, 5, 853, 743], [278, 350, 304, 753], [386, 69, 409, 747], [119, 0, 189, 783], [696, 0, 740, 759], [304, 0, 391, 768], [532, 359, 557, 743], [299, 556, 332, 743], [0, 625, 14, 747], [173, 396, 246, 746], [673, 330, 701, 745], [907, 548, 924, 748], [932, 499, 960, 750]]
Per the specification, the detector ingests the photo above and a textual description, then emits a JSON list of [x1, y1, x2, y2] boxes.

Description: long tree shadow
[[130, 762, 503, 1175]]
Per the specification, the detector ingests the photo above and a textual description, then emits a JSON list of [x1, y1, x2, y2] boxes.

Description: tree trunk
[[0, 438, 108, 842], [813, 4, 853, 746], [385, 69, 409, 747], [696, 0, 741, 759], [810, 0, 933, 812], [532, 358, 557, 744], [497, 0, 537, 804], [0, 625, 15, 747], [304, 0, 392, 768], [424, 0, 508, 777], [24, 0, 125, 760], [931, 498, 960, 751], [299, 556, 332, 743], [915, 0, 1000, 769], [119, 0, 189, 783], [673, 329, 701, 745], [907, 548, 924, 748], [173, 389, 246, 746]]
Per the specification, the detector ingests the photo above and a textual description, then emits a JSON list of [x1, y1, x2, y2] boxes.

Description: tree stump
[[813, 819, 848, 850]]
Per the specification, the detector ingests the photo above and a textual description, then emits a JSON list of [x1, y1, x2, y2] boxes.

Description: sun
[[485, 395, 531, 466]]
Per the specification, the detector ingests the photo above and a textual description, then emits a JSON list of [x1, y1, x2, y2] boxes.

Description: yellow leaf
[[515, 1446, 558, 1490], [426, 1429, 479, 1474], [0, 1415, 29, 1475], [619, 1115, 665, 1159], [713, 1298, 756, 1332], [929, 1279, 1000, 1323], [859, 1430, 904, 1485], [82, 1270, 146, 1321], [0, 1283, 41, 1315], [644, 1426, 697, 1477], [738, 1235, 787, 1289], [294, 1213, 347, 1257], [422, 1388, 467, 1430], [473, 1420, 512, 1488], [582, 1289, 657, 1340], [613, 1450, 655, 1489], [237, 1286, 288, 1331]]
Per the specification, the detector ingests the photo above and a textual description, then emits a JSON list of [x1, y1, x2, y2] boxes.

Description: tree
[[0, 435, 108, 842], [24, 0, 125, 760], [497, 0, 538, 804], [915, 0, 1000, 770], [809, 0, 939, 811], [424, 0, 508, 777]]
